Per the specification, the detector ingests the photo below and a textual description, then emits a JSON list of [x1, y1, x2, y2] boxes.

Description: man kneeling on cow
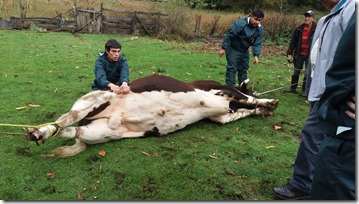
[[91, 39, 131, 95]]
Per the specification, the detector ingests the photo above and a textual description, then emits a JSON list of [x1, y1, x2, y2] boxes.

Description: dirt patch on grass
[[16, 146, 31, 156]]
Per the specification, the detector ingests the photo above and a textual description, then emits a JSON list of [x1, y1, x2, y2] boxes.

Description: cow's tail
[[46, 139, 87, 158]]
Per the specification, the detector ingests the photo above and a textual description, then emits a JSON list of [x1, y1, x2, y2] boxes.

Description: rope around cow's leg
[[0, 122, 60, 137]]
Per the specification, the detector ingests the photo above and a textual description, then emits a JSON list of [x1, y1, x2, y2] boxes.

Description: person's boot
[[272, 184, 310, 200], [283, 75, 299, 93]]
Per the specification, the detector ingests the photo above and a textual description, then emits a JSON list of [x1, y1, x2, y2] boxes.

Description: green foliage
[[262, 12, 302, 45], [156, 0, 194, 40], [0, 30, 309, 200]]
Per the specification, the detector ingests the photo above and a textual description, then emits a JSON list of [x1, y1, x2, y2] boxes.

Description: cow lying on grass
[[26, 74, 279, 157]]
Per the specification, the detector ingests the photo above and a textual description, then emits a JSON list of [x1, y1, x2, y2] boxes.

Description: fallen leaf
[[141, 151, 151, 157], [274, 125, 282, 130], [265, 145, 275, 149], [235, 127, 240, 132], [28, 103, 41, 108], [186, 72, 192, 75], [16, 106, 28, 110], [99, 164, 102, 173], [77, 191, 86, 200], [46, 172, 56, 178], [98, 150, 106, 157]]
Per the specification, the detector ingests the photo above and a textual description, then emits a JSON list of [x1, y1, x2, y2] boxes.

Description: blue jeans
[[289, 101, 325, 193], [225, 47, 249, 87]]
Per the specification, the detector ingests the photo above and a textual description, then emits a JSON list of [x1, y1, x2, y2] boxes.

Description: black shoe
[[283, 88, 296, 93], [272, 184, 310, 200]]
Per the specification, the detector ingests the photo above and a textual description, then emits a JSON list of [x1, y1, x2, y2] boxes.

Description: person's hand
[[253, 56, 259, 64], [287, 55, 293, 63], [345, 94, 355, 120], [218, 49, 225, 57], [120, 82, 130, 94], [108, 83, 122, 94]]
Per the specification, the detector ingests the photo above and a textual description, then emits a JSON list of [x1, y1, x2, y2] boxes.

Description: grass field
[[0, 29, 310, 200]]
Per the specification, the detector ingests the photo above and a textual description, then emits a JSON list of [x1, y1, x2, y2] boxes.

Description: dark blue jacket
[[221, 16, 263, 56], [92, 52, 129, 90]]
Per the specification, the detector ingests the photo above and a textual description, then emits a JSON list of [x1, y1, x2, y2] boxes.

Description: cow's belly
[[121, 107, 218, 135], [117, 91, 229, 135]]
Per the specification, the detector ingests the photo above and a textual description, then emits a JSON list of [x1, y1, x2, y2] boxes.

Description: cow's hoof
[[256, 107, 274, 116], [25, 128, 46, 145], [269, 100, 279, 109]]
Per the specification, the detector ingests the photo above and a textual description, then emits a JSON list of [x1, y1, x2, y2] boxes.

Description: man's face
[[321, 0, 340, 10], [249, 16, 263, 27], [304, 15, 314, 25], [106, 48, 121, 62]]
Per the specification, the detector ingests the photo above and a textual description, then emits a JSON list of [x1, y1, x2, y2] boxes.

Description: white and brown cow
[[26, 74, 279, 157]]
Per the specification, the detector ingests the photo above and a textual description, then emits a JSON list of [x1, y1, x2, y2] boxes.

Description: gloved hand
[[287, 55, 293, 63]]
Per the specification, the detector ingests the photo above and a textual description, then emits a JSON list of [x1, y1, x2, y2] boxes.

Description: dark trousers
[[225, 47, 249, 87], [293, 54, 309, 93], [311, 129, 355, 200], [289, 101, 325, 193], [293, 54, 308, 77]]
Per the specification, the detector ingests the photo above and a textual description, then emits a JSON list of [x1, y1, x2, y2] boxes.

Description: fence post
[[131, 11, 136, 34], [100, 3, 103, 33], [18, 0, 24, 18], [155, 12, 160, 32], [74, 0, 79, 30], [194, 14, 201, 35]]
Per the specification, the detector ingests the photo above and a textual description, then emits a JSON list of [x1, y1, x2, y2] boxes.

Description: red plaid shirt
[[300, 24, 312, 55]]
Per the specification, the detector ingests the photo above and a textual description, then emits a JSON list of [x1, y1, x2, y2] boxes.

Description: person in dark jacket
[[218, 9, 264, 87], [310, 12, 355, 200], [92, 39, 130, 94], [272, 0, 354, 200], [284, 10, 316, 97]]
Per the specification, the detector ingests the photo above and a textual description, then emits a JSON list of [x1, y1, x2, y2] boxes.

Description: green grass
[[0, 29, 309, 200]]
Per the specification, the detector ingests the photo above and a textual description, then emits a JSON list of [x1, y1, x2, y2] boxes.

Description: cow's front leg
[[240, 96, 279, 110]]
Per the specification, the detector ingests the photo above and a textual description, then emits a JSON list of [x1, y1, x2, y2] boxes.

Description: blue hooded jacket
[[91, 52, 130, 90]]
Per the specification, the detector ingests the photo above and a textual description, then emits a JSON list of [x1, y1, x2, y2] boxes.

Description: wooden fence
[[3, 3, 167, 35]]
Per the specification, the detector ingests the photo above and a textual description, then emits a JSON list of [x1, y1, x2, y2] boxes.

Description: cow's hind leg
[[45, 119, 117, 157], [26, 91, 115, 145], [46, 119, 150, 157]]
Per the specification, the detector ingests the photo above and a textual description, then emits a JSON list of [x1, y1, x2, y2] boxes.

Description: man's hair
[[105, 39, 121, 51], [252, 9, 264, 18]]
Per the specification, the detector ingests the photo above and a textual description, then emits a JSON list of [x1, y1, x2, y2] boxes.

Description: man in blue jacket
[[92, 39, 130, 94], [218, 9, 264, 87]]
